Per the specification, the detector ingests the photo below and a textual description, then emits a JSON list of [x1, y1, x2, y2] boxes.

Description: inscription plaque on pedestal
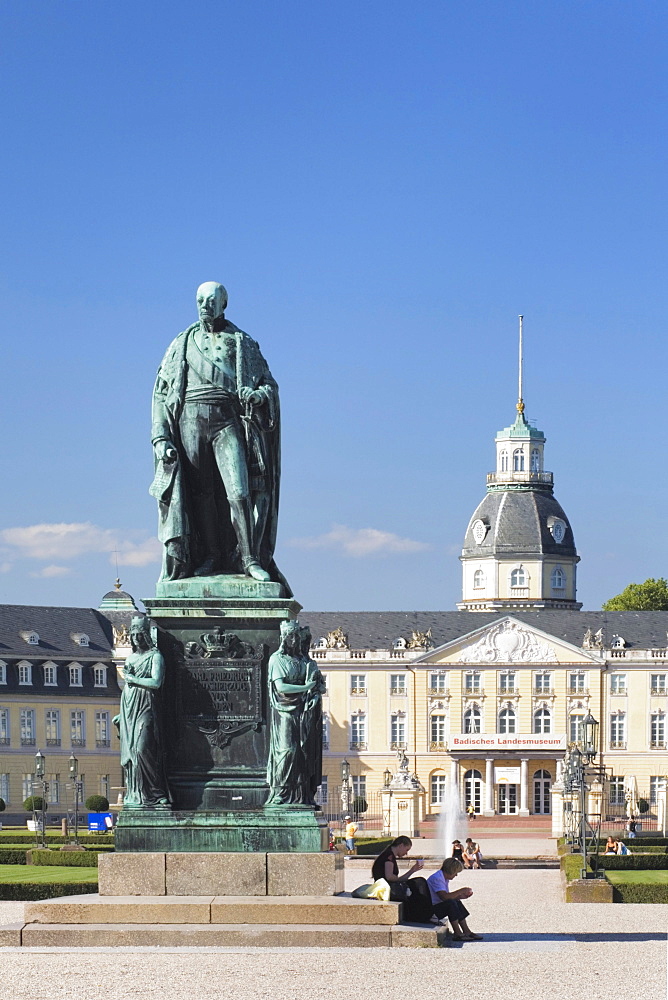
[[181, 654, 263, 750]]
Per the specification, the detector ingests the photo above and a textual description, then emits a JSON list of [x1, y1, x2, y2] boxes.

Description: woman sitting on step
[[427, 858, 483, 941]]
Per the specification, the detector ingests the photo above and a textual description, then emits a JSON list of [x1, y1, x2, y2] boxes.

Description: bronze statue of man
[[151, 282, 289, 589]]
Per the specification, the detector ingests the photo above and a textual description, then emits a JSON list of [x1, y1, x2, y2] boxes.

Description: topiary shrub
[[637, 798, 650, 814], [85, 795, 109, 812], [23, 796, 47, 812], [352, 796, 368, 814], [0, 798, 6, 812]]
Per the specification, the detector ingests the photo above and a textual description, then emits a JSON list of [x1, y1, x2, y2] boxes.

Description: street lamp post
[[69, 754, 81, 845], [563, 714, 604, 880], [34, 750, 47, 849], [340, 758, 351, 825]]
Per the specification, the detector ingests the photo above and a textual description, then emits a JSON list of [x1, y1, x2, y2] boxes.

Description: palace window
[[534, 672, 552, 694], [650, 776, 665, 804], [530, 448, 540, 472], [390, 712, 407, 749], [464, 706, 481, 734], [0, 774, 8, 803], [350, 712, 366, 749], [22, 774, 33, 801], [499, 672, 515, 694], [71, 710, 86, 747], [45, 710, 60, 746], [650, 713, 665, 748], [551, 567, 565, 590], [20, 709, 35, 746], [609, 776, 625, 806], [18, 662, 32, 686], [0, 662, 6, 685], [0, 708, 9, 745], [464, 672, 481, 693], [95, 711, 110, 748], [431, 773, 447, 805], [390, 674, 406, 696], [43, 662, 57, 686], [430, 714, 446, 746], [510, 567, 526, 588], [322, 712, 329, 750], [93, 665, 107, 687], [99, 775, 110, 800], [473, 569, 485, 589], [69, 664, 83, 687], [533, 708, 551, 734], [498, 707, 516, 734], [651, 674, 666, 696], [350, 674, 366, 696], [429, 672, 448, 695], [609, 713, 626, 748], [513, 449, 524, 472], [569, 672, 586, 694], [48, 775, 60, 805], [610, 674, 627, 695], [315, 776, 328, 807], [500, 450, 508, 472], [569, 712, 584, 743]]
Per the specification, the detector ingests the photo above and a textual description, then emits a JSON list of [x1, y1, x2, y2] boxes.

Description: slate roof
[[0, 605, 114, 658], [299, 610, 668, 651], [462, 490, 577, 558]]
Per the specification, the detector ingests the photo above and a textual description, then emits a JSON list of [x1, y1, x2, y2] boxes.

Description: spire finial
[[516, 314, 525, 414], [114, 577, 122, 591]]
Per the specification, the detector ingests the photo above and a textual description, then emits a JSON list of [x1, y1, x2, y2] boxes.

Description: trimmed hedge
[[590, 854, 668, 871], [601, 836, 668, 846], [0, 882, 97, 901], [0, 833, 113, 845], [561, 853, 589, 882], [0, 850, 27, 865], [610, 883, 668, 904], [28, 850, 99, 868]]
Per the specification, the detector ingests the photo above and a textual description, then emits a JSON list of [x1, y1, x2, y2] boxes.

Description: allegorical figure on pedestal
[[150, 281, 290, 590], [113, 616, 170, 808], [299, 625, 327, 804], [266, 620, 322, 807]]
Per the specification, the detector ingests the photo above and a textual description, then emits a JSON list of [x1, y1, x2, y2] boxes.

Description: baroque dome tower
[[458, 318, 581, 611]]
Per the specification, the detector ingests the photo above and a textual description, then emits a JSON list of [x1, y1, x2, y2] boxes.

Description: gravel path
[[0, 869, 665, 1000]]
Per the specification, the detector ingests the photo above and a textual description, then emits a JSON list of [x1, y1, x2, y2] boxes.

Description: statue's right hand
[[154, 440, 178, 464]]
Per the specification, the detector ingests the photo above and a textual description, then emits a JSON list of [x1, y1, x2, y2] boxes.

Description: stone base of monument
[[98, 850, 344, 896], [17, 894, 444, 948]]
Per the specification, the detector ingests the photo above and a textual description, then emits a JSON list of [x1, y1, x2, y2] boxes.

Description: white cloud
[[0, 522, 161, 567], [289, 523, 429, 557], [30, 565, 72, 578], [0, 562, 11, 574]]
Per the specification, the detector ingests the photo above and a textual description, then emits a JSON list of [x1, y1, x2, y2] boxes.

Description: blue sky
[[0, 1, 666, 611]]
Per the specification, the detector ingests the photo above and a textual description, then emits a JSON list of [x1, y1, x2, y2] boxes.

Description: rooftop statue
[[150, 281, 290, 591]]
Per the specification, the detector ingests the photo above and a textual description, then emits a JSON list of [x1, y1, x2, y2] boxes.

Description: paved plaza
[[0, 864, 665, 1000]]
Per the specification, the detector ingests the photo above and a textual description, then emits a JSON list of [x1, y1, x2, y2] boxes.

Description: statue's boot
[[229, 497, 271, 582]]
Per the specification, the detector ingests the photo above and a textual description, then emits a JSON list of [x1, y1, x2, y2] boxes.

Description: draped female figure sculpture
[[266, 620, 321, 806], [114, 616, 170, 807]]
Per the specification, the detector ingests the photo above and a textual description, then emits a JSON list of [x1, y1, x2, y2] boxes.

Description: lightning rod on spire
[[517, 314, 525, 414]]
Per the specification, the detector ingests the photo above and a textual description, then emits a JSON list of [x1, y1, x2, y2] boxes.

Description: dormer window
[[393, 637, 407, 650], [612, 635, 626, 649], [71, 633, 89, 648], [43, 662, 57, 686], [93, 665, 107, 687], [69, 664, 83, 687], [20, 631, 39, 645], [0, 661, 6, 685], [18, 661, 32, 685]]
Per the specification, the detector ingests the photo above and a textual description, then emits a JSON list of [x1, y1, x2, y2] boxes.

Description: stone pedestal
[[115, 587, 328, 854], [388, 789, 424, 839], [550, 780, 565, 838]]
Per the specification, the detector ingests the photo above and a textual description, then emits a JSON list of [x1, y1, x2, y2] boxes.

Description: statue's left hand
[[239, 387, 264, 405]]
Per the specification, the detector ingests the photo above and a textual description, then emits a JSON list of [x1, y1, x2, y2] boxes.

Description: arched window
[[500, 450, 508, 472], [463, 707, 481, 734], [498, 707, 516, 733], [551, 567, 565, 590], [510, 566, 526, 588], [533, 708, 551, 734], [513, 448, 524, 472], [533, 769, 551, 814], [430, 771, 447, 805], [530, 448, 540, 472], [473, 569, 485, 589]]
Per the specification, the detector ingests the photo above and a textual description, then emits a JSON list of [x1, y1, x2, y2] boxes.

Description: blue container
[[88, 812, 113, 832]]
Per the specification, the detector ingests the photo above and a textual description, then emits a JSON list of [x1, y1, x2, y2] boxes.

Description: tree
[[0, 798, 5, 812], [85, 794, 109, 812], [23, 795, 46, 812], [602, 578, 668, 611]]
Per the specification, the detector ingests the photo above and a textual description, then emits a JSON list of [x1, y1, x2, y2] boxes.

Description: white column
[[519, 757, 530, 816], [450, 759, 460, 812], [484, 757, 494, 815]]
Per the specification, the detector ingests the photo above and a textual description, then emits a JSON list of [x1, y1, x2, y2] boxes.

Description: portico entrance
[[498, 783, 518, 814]]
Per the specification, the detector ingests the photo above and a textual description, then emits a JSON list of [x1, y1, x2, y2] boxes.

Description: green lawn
[[0, 864, 97, 883], [606, 870, 668, 885]]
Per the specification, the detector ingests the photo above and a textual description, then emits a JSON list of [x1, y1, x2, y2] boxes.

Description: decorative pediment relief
[[459, 619, 558, 664]]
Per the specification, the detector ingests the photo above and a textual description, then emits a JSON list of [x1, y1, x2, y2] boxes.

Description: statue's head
[[279, 619, 301, 653], [196, 282, 228, 330], [130, 615, 153, 651]]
